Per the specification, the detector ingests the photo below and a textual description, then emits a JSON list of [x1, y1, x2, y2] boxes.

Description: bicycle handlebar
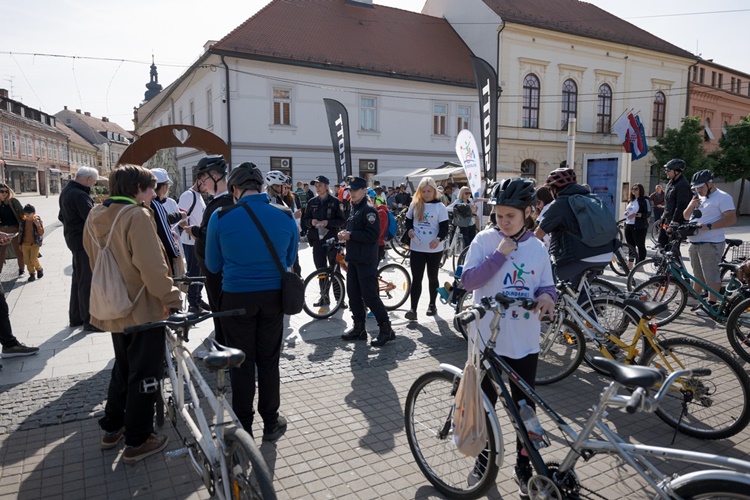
[[456, 293, 537, 326], [123, 308, 246, 335]]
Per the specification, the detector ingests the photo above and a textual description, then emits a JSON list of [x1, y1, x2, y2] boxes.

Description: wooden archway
[[117, 125, 230, 167]]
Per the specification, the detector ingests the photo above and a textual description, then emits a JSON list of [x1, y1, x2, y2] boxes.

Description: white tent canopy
[[375, 167, 427, 184]]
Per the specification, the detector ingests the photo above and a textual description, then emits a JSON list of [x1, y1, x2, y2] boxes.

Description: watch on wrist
[[706, 223, 713, 230]]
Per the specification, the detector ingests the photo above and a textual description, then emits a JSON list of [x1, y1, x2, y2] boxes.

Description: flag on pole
[[613, 112, 648, 160]]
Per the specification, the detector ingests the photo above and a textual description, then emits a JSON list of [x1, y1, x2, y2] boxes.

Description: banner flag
[[613, 111, 649, 160], [470, 56, 498, 185], [455, 129, 483, 199], [323, 98, 352, 184]]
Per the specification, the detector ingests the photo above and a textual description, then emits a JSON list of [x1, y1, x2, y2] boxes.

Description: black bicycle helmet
[[489, 178, 535, 209], [195, 155, 228, 176], [691, 169, 713, 187], [545, 167, 576, 189], [664, 158, 686, 172], [227, 162, 263, 190]]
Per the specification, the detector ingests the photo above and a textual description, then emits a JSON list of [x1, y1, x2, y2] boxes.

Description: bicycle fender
[[667, 470, 750, 493], [439, 363, 504, 468]]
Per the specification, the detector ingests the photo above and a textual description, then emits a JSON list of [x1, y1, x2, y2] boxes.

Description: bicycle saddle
[[726, 238, 742, 248], [590, 357, 664, 388], [203, 340, 246, 371], [623, 299, 668, 318]]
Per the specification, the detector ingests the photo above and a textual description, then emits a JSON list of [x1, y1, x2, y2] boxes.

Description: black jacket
[[345, 198, 380, 265], [58, 181, 94, 252], [663, 174, 691, 225], [191, 193, 234, 264], [301, 194, 346, 244]]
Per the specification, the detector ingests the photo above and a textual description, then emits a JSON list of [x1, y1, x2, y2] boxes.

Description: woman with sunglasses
[[0, 184, 25, 276]]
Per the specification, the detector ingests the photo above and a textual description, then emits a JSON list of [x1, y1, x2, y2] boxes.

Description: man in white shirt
[[179, 177, 207, 313], [682, 169, 736, 310]]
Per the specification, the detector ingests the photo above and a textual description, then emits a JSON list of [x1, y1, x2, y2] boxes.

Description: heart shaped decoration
[[173, 128, 190, 144]]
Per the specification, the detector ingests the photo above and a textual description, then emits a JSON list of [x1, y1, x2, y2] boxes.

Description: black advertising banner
[[323, 98, 352, 184], [470, 56, 498, 184]]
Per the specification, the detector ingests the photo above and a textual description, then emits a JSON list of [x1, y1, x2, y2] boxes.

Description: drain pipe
[[221, 55, 233, 165]]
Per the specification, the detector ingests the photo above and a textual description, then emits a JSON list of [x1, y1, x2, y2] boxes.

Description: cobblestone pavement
[[1, 195, 749, 499]]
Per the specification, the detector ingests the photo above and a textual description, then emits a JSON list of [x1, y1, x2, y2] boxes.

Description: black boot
[[341, 322, 367, 341], [371, 321, 395, 347]]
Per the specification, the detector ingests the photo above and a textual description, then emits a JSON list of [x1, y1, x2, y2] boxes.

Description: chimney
[[84, 112, 90, 116], [102, 117, 109, 122], [64, 105, 68, 110], [76, 109, 81, 113], [0, 89, 8, 99]]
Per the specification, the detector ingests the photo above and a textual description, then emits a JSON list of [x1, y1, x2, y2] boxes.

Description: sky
[[1, 0, 747, 131]]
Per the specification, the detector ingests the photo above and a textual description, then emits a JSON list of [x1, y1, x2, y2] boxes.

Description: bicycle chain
[[577, 483, 611, 500]]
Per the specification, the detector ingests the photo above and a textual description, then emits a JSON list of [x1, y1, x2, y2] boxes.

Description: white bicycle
[[125, 301, 276, 500]]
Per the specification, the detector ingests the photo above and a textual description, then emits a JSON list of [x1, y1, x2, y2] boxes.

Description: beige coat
[[83, 202, 182, 333]]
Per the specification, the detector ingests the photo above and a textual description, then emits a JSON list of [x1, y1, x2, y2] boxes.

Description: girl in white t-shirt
[[404, 177, 449, 320], [461, 178, 556, 494]]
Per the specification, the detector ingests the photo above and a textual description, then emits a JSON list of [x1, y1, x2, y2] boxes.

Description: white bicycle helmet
[[265, 170, 287, 186]]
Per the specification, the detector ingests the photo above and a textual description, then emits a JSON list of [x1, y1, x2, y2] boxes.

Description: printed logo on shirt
[[502, 262, 535, 296]]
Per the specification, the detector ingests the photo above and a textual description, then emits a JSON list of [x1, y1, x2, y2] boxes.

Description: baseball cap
[[150, 168, 172, 184], [311, 175, 330, 186]]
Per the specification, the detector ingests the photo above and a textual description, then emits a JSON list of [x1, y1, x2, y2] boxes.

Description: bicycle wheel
[[302, 268, 345, 319], [631, 275, 688, 327], [405, 371, 499, 499], [640, 337, 750, 440], [626, 257, 665, 291], [390, 232, 411, 258], [670, 475, 750, 499], [609, 243, 634, 277], [224, 427, 277, 500], [725, 296, 750, 363], [581, 298, 646, 373], [650, 221, 661, 246], [536, 318, 586, 385], [378, 263, 411, 310], [453, 289, 474, 340], [452, 237, 465, 273], [456, 245, 470, 270]]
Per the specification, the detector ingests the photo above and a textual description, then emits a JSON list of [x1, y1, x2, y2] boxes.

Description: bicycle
[[405, 293, 750, 499], [124, 306, 276, 500], [388, 207, 411, 258], [302, 238, 411, 319], [610, 218, 637, 277], [441, 221, 465, 272]]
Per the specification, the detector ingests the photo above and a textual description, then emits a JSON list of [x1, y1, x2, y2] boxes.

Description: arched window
[[652, 91, 666, 137], [596, 84, 612, 133], [520, 159, 537, 179], [561, 79, 577, 130], [522, 74, 540, 129]]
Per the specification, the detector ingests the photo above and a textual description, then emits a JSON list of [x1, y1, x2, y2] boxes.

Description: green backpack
[[567, 194, 618, 247]]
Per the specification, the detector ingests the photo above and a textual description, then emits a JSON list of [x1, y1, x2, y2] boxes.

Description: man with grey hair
[[58, 166, 101, 331]]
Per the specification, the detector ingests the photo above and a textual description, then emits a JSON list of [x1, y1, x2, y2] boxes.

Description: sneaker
[[426, 304, 437, 316], [467, 468, 482, 487], [513, 464, 533, 498], [36, 269, 43, 279], [313, 298, 330, 307], [122, 433, 168, 465], [27, 273, 35, 282], [405, 310, 417, 321], [1, 343, 39, 358], [366, 310, 375, 318], [101, 428, 125, 450], [263, 416, 287, 442], [696, 308, 711, 318]]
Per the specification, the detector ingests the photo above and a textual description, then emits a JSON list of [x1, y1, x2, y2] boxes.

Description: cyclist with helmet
[[184, 155, 233, 342], [659, 158, 692, 248], [682, 169, 736, 311], [266, 171, 302, 275], [461, 178, 556, 495], [534, 167, 617, 293], [205, 162, 298, 442]]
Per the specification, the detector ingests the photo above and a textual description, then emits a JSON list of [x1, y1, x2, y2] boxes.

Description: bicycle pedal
[[165, 448, 189, 460]]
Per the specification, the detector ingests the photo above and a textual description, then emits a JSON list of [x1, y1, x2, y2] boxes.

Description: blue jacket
[[205, 193, 298, 293]]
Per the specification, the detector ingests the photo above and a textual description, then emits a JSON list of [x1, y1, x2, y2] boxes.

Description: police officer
[[339, 177, 394, 347], [302, 175, 346, 307]]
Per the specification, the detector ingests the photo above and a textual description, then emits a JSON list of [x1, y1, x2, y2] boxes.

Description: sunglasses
[[0, 190, 8, 194]]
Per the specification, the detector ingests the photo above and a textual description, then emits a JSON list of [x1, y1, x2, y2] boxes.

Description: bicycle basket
[[732, 242, 750, 263]]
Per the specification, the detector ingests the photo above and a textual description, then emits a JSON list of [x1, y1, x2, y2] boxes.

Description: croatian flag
[[613, 112, 649, 160]]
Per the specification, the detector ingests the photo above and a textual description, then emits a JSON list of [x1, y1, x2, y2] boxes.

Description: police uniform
[[341, 177, 393, 346], [301, 176, 346, 272]]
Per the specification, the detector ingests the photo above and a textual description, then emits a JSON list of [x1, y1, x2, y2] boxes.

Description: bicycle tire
[[626, 256, 666, 291], [536, 318, 586, 385], [609, 243, 635, 277], [454, 289, 474, 340], [631, 275, 688, 327], [456, 245, 470, 270], [725, 296, 750, 363], [649, 220, 661, 245], [302, 269, 346, 319], [451, 237, 465, 273], [640, 337, 750, 440], [670, 475, 750, 499], [377, 263, 411, 310], [224, 427, 277, 500], [404, 370, 499, 499]]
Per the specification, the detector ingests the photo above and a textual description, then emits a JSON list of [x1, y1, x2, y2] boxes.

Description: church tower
[[144, 55, 163, 102]]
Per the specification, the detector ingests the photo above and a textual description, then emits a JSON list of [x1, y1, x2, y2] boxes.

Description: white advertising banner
[[455, 129, 483, 199]]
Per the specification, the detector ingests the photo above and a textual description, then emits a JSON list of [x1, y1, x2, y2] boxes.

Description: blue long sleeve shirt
[[205, 193, 299, 293]]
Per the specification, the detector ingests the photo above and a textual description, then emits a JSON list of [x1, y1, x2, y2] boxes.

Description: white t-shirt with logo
[[688, 188, 735, 244], [406, 200, 449, 253], [178, 189, 206, 246]]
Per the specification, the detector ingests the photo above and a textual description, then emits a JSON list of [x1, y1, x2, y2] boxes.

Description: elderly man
[[58, 166, 102, 331]]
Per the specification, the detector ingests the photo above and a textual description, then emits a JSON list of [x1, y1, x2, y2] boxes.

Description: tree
[[650, 116, 713, 178], [712, 114, 750, 212]]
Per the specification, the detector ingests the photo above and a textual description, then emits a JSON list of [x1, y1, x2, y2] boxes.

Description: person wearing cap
[[302, 176, 346, 307], [58, 166, 102, 331], [659, 158, 692, 248], [339, 177, 394, 346], [150, 168, 186, 277], [682, 169, 736, 312], [206, 162, 298, 442]]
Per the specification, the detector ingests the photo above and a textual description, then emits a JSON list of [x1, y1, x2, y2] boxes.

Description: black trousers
[[410, 250, 442, 310], [347, 260, 388, 324], [312, 241, 337, 270], [221, 290, 284, 434], [69, 249, 92, 325], [202, 267, 225, 345], [459, 225, 477, 248], [183, 244, 204, 308], [99, 328, 165, 447], [0, 286, 18, 348], [625, 225, 648, 263]]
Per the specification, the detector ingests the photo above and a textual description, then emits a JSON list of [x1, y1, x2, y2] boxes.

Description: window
[[560, 79, 577, 130], [20, 137, 26, 157], [652, 91, 666, 138], [360, 96, 377, 131], [40, 140, 46, 160], [739, 79, 743, 95], [206, 88, 213, 127], [520, 159, 537, 179], [692, 66, 698, 82], [11, 134, 17, 156], [273, 88, 291, 125], [718, 73, 723, 89], [178, 108, 183, 125], [2, 132, 9, 153], [730, 77, 736, 93], [270, 157, 292, 177], [433, 103, 447, 135], [50, 141, 57, 161], [711, 71, 717, 87], [704, 117, 715, 142], [26, 136, 33, 157], [522, 74, 540, 128], [699, 68, 705, 84], [722, 121, 729, 137], [189, 100, 195, 126], [457, 105, 471, 132], [596, 84, 612, 133]]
